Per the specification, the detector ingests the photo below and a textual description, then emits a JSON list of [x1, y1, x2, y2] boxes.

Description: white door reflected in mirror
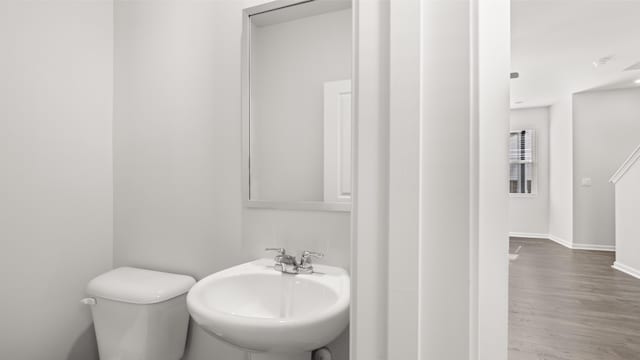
[[324, 80, 352, 203]]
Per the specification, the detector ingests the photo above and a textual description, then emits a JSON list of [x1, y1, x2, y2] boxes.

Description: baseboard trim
[[509, 232, 549, 239], [548, 234, 573, 249], [572, 243, 615, 252], [613, 261, 640, 279], [512, 234, 617, 252]]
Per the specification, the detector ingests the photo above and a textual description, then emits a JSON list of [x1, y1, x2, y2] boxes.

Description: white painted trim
[[245, 199, 352, 212], [244, 0, 310, 16], [546, 234, 615, 252], [474, 0, 510, 358], [350, 1, 389, 359], [572, 243, 615, 252], [241, 6, 251, 214], [388, 0, 420, 357], [613, 261, 640, 279], [548, 234, 574, 249], [245, 200, 351, 212], [609, 143, 640, 184], [509, 232, 549, 239], [352, 0, 512, 359], [509, 193, 537, 198]]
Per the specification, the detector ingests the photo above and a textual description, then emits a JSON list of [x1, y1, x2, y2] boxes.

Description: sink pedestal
[[248, 351, 310, 360]]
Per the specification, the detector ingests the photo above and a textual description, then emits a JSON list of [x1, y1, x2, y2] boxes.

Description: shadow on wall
[[67, 324, 99, 360]]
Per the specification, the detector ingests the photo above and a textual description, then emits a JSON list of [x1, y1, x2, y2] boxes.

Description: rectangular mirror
[[242, 0, 353, 211]]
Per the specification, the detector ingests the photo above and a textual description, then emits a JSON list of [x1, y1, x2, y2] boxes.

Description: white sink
[[186, 259, 350, 356]]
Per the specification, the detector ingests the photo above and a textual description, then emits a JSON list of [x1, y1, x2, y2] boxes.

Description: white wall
[[573, 88, 640, 248], [614, 155, 640, 275], [114, 1, 247, 359], [242, 210, 351, 271], [548, 96, 573, 244], [0, 0, 114, 359], [113, 0, 349, 359], [251, 9, 352, 201], [114, 0, 245, 279], [509, 107, 549, 235]]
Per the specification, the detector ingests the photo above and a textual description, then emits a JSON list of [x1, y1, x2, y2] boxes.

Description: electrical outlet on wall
[[581, 177, 593, 187]]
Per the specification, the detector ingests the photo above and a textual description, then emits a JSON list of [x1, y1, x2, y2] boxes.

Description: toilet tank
[[86, 267, 196, 360]]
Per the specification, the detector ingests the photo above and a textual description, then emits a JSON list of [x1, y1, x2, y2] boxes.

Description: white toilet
[[85, 267, 196, 360]]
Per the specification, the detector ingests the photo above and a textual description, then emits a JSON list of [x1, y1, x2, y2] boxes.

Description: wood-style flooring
[[509, 237, 640, 360]]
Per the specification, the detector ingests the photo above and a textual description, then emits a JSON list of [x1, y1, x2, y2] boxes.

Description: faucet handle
[[301, 250, 323, 260], [297, 251, 324, 274], [299, 251, 324, 267], [265, 247, 286, 256]]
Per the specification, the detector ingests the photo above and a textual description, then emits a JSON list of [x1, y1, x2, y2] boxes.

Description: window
[[509, 129, 535, 195]]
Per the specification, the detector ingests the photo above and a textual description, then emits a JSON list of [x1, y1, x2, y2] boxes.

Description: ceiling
[[511, 0, 640, 108]]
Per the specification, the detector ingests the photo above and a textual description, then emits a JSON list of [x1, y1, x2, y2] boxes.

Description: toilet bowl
[[85, 267, 196, 360]]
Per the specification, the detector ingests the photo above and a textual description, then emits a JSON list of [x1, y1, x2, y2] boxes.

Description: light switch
[[581, 178, 592, 187]]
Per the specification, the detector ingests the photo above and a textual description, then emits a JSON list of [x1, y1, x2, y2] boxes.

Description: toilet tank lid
[[87, 267, 196, 305]]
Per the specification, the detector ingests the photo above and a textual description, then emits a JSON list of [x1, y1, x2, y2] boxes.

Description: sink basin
[[186, 259, 350, 355]]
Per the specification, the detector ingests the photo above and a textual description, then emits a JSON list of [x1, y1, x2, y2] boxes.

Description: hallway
[[509, 237, 640, 360]]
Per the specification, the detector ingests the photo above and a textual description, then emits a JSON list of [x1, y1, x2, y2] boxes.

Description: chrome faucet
[[265, 248, 324, 274]]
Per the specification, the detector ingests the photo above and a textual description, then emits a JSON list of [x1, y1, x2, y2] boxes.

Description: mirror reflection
[[248, 1, 352, 205]]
